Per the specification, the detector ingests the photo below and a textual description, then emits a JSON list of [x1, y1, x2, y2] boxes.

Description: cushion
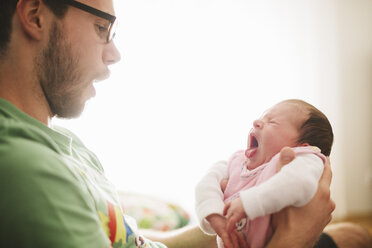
[[118, 191, 190, 231]]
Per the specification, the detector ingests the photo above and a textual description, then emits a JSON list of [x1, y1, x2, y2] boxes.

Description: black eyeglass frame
[[58, 0, 117, 42]]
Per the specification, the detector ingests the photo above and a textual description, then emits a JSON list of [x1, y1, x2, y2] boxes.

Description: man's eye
[[95, 24, 108, 39], [96, 24, 107, 32]]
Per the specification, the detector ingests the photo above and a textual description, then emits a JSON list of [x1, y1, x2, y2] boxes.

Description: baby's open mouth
[[245, 134, 259, 158], [250, 135, 258, 148]]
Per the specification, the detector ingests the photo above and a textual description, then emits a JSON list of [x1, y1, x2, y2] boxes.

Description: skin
[[206, 214, 249, 248], [245, 101, 309, 170], [0, 0, 120, 125], [323, 222, 372, 248], [47, 0, 120, 118]]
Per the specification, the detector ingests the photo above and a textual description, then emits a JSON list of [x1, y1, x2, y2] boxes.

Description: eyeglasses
[[59, 0, 117, 43]]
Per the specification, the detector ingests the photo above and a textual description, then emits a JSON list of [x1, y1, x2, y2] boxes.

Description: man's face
[[36, 0, 120, 118]]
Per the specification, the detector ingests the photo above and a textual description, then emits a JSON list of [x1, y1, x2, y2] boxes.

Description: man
[[0, 0, 368, 247]]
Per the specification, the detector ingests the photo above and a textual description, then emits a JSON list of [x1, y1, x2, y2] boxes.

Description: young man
[[0, 0, 367, 248]]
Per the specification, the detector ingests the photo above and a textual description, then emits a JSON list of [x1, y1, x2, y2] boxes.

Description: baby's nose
[[253, 119, 264, 128]]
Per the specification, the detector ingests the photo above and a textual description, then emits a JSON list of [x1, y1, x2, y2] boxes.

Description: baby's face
[[245, 102, 308, 170]]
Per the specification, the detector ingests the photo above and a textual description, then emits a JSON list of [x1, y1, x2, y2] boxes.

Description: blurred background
[[54, 0, 372, 227]]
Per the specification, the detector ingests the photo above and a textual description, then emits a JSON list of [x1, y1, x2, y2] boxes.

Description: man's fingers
[[230, 231, 240, 248], [226, 219, 235, 234], [277, 146, 296, 171], [234, 230, 250, 248], [221, 233, 234, 248], [318, 157, 334, 217], [320, 157, 332, 187]]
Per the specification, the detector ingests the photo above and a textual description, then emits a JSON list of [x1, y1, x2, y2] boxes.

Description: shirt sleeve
[[239, 153, 324, 219], [194, 161, 229, 234]]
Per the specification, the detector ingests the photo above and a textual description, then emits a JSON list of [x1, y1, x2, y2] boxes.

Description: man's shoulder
[[0, 114, 63, 149], [0, 120, 72, 171], [0, 135, 66, 175]]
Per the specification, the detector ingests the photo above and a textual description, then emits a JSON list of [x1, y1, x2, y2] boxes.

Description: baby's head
[[245, 99, 333, 170]]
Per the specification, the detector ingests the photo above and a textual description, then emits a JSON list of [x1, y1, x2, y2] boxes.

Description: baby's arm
[[194, 161, 229, 234], [243, 153, 323, 218], [225, 153, 324, 232]]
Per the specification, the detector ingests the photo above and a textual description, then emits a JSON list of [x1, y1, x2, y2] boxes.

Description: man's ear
[[16, 0, 48, 41]]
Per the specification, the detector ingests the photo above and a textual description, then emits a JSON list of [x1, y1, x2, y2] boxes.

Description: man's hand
[[266, 147, 335, 248], [223, 197, 247, 234]]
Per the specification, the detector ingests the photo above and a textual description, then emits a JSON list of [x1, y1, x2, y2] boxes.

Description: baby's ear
[[300, 142, 310, 146]]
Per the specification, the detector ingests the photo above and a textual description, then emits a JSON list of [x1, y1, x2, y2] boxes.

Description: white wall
[[334, 0, 372, 218], [308, 0, 372, 219]]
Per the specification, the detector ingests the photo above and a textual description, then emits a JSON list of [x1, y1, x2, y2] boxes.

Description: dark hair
[[0, 0, 68, 56], [284, 99, 334, 156]]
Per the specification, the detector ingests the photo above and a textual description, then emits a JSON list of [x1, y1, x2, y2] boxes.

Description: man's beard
[[35, 22, 87, 119]]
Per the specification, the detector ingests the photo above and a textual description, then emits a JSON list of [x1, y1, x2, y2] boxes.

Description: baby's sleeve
[[240, 153, 324, 220], [194, 160, 229, 235]]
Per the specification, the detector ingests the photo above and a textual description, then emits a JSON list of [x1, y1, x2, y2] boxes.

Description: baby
[[195, 99, 333, 248]]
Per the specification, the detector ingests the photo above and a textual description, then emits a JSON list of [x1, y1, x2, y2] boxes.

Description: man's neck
[[0, 57, 53, 126]]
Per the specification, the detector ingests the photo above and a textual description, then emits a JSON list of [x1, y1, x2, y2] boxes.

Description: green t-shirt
[[0, 98, 166, 248]]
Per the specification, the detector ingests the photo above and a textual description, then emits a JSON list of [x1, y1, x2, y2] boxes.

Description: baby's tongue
[[245, 148, 258, 158]]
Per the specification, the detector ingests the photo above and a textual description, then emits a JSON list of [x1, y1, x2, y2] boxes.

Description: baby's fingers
[[223, 202, 231, 216], [226, 214, 240, 234]]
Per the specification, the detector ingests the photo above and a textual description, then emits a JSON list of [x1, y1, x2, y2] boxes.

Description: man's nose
[[103, 41, 121, 66]]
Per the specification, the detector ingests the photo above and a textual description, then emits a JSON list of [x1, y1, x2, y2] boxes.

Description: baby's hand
[[223, 197, 247, 234]]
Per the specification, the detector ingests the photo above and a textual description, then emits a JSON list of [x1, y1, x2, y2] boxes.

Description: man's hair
[[284, 99, 334, 156], [0, 0, 68, 56]]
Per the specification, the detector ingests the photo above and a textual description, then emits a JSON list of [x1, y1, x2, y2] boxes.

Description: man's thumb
[[278, 146, 295, 171]]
